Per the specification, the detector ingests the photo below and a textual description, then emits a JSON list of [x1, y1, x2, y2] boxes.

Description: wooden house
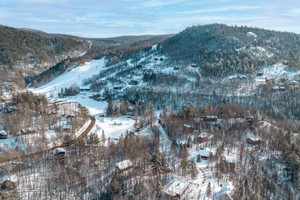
[[203, 115, 218, 122], [0, 130, 8, 139], [80, 86, 90, 92], [54, 148, 66, 160], [197, 132, 214, 143], [199, 147, 213, 160], [21, 128, 36, 135], [128, 80, 139, 85], [183, 124, 193, 133], [246, 137, 263, 145], [116, 159, 133, 173], [256, 71, 264, 76], [246, 116, 255, 125], [282, 60, 288, 65], [165, 180, 189, 200]]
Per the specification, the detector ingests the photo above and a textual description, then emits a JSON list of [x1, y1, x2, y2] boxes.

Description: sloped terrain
[[159, 24, 300, 76]]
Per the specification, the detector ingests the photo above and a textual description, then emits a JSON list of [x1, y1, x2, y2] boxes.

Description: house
[[282, 60, 288, 65], [62, 124, 71, 131], [173, 66, 180, 70], [54, 148, 66, 160], [289, 81, 297, 86], [183, 124, 193, 133], [256, 71, 264, 76], [80, 86, 90, 92], [128, 80, 139, 85], [197, 132, 214, 143], [203, 115, 218, 122], [1, 174, 19, 190], [199, 147, 213, 160], [114, 85, 122, 90], [0, 170, 18, 190], [165, 180, 189, 199], [272, 85, 286, 92], [246, 137, 263, 145], [20, 128, 36, 135], [246, 116, 255, 124], [116, 159, 133, 172], [0, 130, 8, 139], [0, 170, 9, 184], [191, 63, 198, 67]]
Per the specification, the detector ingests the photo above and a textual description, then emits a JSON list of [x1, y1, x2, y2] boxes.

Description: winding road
[[0, 115, 95, 163]]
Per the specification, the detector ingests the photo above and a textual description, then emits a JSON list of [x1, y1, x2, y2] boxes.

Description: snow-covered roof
[[205, 115, 217, 119], [0, 130, 7, 136], [54, 148, 66, 154], [116, 159, 133, 171], [0, 170, 9, 184], [183, 124, 192, 128], [9, 174, 18, 182], [62, 124, 71, 129], [225, 156, 239, 164], [165, 180, 189, 197], [247, 32, 257, 38], [80, 86, 90, 90], [199, 147, 211, 157]]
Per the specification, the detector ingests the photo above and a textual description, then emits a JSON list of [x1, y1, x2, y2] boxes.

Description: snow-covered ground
[[32, 58, 106, 97]]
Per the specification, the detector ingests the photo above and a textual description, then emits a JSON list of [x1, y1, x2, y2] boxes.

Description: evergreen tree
[[207, 181, 212, 197], [107, 101, 114, 116], [151, 150, 166, 175]]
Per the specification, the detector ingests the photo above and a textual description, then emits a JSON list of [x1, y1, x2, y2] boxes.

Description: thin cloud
[[178, 6, 260, 14], [142, 0, 184, 7], [285, 8, 300, 16]]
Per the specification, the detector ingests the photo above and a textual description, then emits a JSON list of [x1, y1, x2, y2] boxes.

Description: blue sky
[[0, 0, 300, 37]]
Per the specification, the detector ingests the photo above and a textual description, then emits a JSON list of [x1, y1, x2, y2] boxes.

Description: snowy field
[[32, 58, 106, 97]]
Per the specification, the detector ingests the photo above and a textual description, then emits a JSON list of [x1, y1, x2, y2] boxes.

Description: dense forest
[[160, 24, 300, 76]]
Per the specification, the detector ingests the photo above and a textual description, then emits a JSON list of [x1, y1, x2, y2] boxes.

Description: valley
[[0, 24, 300, 200]]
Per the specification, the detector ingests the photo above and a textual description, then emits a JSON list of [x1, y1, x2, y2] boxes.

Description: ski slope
[[32, 58, 106, 97]]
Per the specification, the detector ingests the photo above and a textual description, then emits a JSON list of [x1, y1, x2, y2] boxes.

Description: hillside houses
[[165, 180, 189, 199]]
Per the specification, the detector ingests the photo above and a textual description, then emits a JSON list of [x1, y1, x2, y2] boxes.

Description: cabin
[[289, 81, 297, 86], [224, 157, 238, 172], [128, 80, 138, 85], [173, 66, 180, 70], [66, 114, 75, 119], [183, 124, 193, 133], [203, 115, 218, 122], [246, 137, 263, 145], [197, 132, 214, 143], [0, 130, 8, 139], [80, 86, 90, 92], [282, 60, 288, 65], [199, 147, 213, 160], [113, 85, 122, 90], [256, 71, 264, 76], [62, 124, 71, 131], [0, 170, 9, 184], [272, 85, 286, 92], [116, 159, 133, 173], [54, 148, 66, 160], [1, 174, 19, 190], [165, 180, 189, 200], [246, 116, 255, 125], [191, 63, 198, 67], [21, 128, 36, 135], [0, 170, 18, 190]]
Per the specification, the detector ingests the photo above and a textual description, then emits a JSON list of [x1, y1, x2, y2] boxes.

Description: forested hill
[[159, 24, 300, 76], [0, 25, 172, 88], [0, 25, 90, 71]]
